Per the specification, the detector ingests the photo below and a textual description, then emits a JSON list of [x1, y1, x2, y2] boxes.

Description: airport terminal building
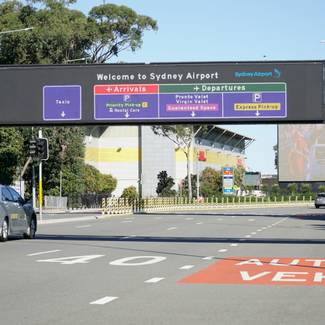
[[84, 126, 253, 197]]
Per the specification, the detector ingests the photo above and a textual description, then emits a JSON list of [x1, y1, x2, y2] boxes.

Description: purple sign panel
[[43, 85, 81, 121], [94, 94, 159, 119], [159, 93, 223, 119], [94, 84, 159, 120], [223, 92, 286, 118]]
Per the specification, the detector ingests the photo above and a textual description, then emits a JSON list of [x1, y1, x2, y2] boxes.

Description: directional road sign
[[0, 61, 323, 125]]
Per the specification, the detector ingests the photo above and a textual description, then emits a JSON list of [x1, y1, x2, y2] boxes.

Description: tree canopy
[[0, 0, 157, 198], [0, 0, 157, 63]]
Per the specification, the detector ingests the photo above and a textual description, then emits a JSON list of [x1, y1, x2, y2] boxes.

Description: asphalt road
[[1, 206, 325, 325]]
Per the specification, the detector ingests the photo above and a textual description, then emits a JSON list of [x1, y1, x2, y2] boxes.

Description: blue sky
[[73, 0, 325, 174]]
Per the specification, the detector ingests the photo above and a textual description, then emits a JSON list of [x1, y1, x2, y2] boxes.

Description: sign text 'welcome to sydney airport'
[[0, 61, 323, 125]]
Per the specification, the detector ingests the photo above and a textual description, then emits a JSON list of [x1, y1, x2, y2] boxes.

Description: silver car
[[0, 185, 37, 242], [315, 192, 325, 209]]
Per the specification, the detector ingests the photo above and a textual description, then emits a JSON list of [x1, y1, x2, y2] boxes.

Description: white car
[[0, 185, 37, 242]]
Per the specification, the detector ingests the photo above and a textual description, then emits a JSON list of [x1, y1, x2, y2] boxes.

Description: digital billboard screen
[[278, 124, 325, 182]]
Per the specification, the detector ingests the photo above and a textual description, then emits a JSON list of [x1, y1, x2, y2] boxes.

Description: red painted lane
[[179, 257, 325, 286]]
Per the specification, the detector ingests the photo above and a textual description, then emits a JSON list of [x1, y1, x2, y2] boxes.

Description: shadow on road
[[35, 234, 325, 245], [138, 211, 325, 222]]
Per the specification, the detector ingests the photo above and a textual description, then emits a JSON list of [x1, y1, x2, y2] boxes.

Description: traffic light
[[36, 138, 49, 161], [29, 139, 37, 157]]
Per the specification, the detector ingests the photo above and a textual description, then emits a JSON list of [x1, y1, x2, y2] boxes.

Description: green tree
[[200, 167, 222, 197], [300, 183, 312, 195], [121, 186, 138, 201], [0, 0, 157, 195], [84, 164, 101, 193], [84, 164, 116, 195], [181, 174, 197, 198], [287, 183, 298, 195], [87, 3, 157, 63], [152, 125, 205, 200], [271, 184, 280, 196], [0, 0, 157, 64], [234, 166, 245, 189], [273, 144, 278, 171], [99, 174, 117, 195], [40, 127, 85, 196], [156, 171, 175, 197], [0, 128, 24, 184], [317, 185, 325, 193]]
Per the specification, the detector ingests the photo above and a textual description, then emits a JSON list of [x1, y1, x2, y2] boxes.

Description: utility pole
[[196, 148, 200, 199], [38, 129, 43, 222]]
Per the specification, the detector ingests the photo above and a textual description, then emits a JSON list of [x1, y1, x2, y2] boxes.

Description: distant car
[[314, 192, 325, 209], [0, 185, 37, 242]]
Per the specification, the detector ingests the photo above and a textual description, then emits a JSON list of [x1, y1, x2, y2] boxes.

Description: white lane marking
[[125, 218, 134, 220], [76, 225, 91, 228], [110, 256, 166, 266], [145, 277, 165, 283], [122, 235, 137, 239], [185, 217, 194, 220], [90, 296, 118, 305], [248, 219, 255, 222], [239, 238, 246, 241], [230, 243, 238, 247], [122, 221, 133, 223], [245, 235, 251, 238], [202, 256, 215, 260], [167, 227, 177, 230], [38, 255, 105, 265], [196, 222, 203, 225], [218, 249, 227, 253], [179, 265, 195, 270], [28, 250, 61, 256], [272, 217, 289, 226], [257, 229, 262, 232], [251, 232, 257, 235], [262, 227, 267, 230]]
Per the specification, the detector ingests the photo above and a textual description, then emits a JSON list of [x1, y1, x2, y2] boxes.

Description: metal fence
[[67, 193, 110, 209], [101, 195, 314, 215], [44, 196, 67, 209]]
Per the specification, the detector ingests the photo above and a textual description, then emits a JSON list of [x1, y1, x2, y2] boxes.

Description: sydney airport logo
[[234, 68, 281, 79]]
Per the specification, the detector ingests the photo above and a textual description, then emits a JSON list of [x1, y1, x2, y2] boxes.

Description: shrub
[[121, 186, 138, 201]]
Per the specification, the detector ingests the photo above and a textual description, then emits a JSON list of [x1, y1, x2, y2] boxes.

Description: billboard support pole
[[38, 129, 43, 222]]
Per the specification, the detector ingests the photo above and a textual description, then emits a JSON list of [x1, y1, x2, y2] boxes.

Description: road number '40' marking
[[37, 255, 105, 265]]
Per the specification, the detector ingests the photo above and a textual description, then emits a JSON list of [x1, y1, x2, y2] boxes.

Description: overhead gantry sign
[[0, 61, 323, 125]]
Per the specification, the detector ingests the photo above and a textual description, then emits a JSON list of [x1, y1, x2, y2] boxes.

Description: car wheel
[[24, 217, 36, 239], [315, 205, 320, 209], [0, 218, 9, 242]]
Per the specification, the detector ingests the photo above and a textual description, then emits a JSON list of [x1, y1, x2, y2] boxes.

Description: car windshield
[[317, 194, 325, 198]]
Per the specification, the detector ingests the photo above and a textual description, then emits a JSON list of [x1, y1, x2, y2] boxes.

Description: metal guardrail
[[101, 196, 314, 215]]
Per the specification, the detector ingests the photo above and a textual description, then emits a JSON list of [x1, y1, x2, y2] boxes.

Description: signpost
[[223, 167, 234, 195], [0, 61, 323, 125]]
